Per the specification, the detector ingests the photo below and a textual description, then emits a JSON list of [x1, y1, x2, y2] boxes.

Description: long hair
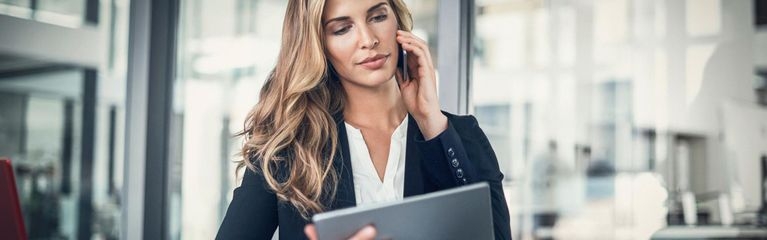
[[237, 0, 413, 219]]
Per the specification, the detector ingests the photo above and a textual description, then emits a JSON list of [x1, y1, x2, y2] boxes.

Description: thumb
[[304, 224, 318, 240]]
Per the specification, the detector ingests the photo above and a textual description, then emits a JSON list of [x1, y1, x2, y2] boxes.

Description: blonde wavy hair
[[237, 0, 413, 219]]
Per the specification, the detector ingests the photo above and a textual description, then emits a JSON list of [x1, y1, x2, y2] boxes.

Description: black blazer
[[217, 112, 511, 240]]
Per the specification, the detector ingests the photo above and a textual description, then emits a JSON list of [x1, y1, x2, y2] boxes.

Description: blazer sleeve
[[216, 166, 278, 240], [415, 114, 512, 240]]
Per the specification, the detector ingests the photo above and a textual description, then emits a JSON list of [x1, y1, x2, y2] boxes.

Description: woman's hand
[[304, 224, 376, 240], [395, 30, 447, 140]]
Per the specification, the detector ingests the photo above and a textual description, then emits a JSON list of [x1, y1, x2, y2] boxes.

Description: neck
[[342, 79, 407, 130]]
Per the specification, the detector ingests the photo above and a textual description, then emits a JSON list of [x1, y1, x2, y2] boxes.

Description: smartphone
[[398, 45, 408, 82]]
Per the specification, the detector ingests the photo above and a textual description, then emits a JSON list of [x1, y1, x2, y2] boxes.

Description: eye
[[333, 25, 351, 35], [370, 14, 387, 23]]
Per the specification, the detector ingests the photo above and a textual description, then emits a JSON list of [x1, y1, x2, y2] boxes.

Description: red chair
[[1, 158, 28, 240]]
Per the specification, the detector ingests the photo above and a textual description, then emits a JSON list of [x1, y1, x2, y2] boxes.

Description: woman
[[216, 0, 511, 239]]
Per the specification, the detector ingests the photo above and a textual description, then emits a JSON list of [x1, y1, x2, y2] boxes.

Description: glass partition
[[472, 0, 764, 239], [0, 0, 87, 27], [0, 0, 129, 238]]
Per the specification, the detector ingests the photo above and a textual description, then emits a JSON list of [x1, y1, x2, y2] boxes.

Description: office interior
[[1, 0, 766, 239]]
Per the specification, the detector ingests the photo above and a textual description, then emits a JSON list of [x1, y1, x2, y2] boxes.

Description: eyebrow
[[323, 2, 389, 26]]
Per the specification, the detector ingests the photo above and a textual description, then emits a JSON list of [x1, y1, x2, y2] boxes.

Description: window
[[0, 0, 89, 27], [472, 0, 760, 239], [0, 0, 129, 238]]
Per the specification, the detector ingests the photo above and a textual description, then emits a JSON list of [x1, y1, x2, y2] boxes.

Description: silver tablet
[[312, 182, 494, 240]]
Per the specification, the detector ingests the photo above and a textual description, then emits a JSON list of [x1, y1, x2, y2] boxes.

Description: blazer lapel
[[330, 114, 357, 210], [330, 114, 424, 207], [403, 115, 424, 197]]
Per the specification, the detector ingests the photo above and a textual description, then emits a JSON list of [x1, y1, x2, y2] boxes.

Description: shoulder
[[244, 153, 291, 184]]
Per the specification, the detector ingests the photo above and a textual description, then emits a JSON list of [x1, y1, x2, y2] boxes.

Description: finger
[[348, 225, 377, 240], [398, 38, 434, 79], [396, 32, 435, 84], [397, 40, 427, 67], [395, 32, 431, 60], [399, 41, 434, 82], [396, 32, 429, 55], [397, 30, 428, 48], [397, 31, 434, 65], [304, 224, 318, 240], [397, 36, 433, 67]]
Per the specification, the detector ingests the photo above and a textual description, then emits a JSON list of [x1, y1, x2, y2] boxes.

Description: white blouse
[[344, 115, 408, 206]]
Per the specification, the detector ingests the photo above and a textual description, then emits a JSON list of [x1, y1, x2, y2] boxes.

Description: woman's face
[[322, 0, 400, 88]]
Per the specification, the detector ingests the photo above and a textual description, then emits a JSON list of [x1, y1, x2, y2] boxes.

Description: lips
[[357, 53, 390, 70]]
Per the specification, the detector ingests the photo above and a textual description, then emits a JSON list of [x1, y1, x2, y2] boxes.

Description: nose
[[358, 25, 379, 49]]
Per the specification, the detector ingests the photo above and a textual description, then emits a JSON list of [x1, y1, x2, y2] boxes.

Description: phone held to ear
[[399, 45, 408, 82]]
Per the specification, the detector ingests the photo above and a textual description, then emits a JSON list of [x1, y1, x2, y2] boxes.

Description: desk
[[652, 226, 767, 239]]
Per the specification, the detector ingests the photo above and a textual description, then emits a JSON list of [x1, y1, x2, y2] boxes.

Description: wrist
[[414, 111, 447, 140]]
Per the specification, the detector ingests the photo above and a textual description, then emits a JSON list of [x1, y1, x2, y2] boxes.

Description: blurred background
[[1, 0, 766, 239]]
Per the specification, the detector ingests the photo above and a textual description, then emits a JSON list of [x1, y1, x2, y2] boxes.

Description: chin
[[352, 68, 397, 87]]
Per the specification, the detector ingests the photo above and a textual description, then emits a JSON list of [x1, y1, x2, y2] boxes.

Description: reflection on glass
[[0, 70, 82, 239], [685, 0, 721, 37], [37, 0, 85, 18], [0, 0, 129, 239], [0, 69, 126, 240], [0, 0, 86, 27], [473, 0, 761, 239], [0, 0, 30, 8], [172, 1, 288, 239]]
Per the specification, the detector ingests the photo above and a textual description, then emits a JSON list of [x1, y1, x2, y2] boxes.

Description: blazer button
[[462, 178, 467, 184], [451, 158, 459, 168], [447, 147, 455, 157], [456, 168, 464, 178]]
